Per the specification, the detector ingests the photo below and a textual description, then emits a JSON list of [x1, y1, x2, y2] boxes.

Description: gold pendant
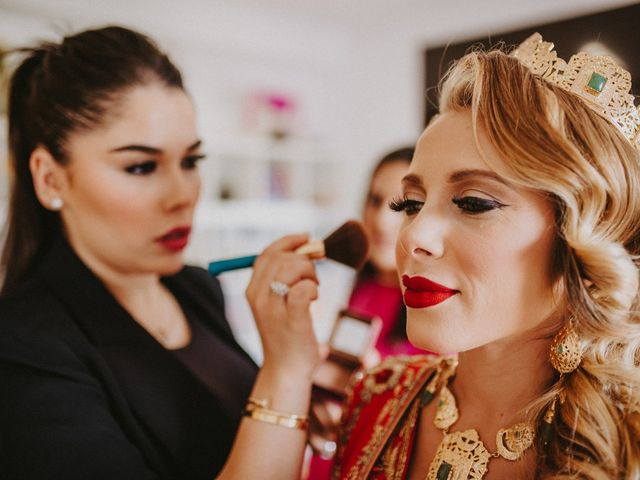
[[433, 385, 459, 430], [426, 429, 490, 480], [495, 422, 535, 461]]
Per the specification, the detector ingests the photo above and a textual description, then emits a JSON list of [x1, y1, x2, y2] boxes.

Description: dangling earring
[[50, 198, 63, 211], [549, 321, 582, 374]]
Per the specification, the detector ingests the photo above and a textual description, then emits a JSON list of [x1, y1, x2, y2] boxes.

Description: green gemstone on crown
[[556, 344, 564, 354], [586, 72, 607, 95], [436, 461, 453, 480]]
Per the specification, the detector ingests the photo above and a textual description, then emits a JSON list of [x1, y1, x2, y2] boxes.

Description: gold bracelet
[[247, 397, 270, 409], [243, 398, 309, 430]]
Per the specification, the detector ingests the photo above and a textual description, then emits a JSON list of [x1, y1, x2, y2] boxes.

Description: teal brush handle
[[208, 254, 258, 276]]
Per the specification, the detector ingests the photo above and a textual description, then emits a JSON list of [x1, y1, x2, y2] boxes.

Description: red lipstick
[[157, 226, 191, 252], [402, 274, 458, 308]]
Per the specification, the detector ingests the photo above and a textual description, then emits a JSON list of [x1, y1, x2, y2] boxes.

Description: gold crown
[[512, 33, 640, 151]]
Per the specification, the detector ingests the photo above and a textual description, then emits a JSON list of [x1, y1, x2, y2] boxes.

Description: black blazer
[[0, 240, 258, 480]]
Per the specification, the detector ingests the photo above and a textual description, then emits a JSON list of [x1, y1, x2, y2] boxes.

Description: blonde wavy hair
[[439, 49, 640, 478]]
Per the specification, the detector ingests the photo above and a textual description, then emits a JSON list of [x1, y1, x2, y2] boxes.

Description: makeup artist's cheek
[[82, 180, 151, 228]]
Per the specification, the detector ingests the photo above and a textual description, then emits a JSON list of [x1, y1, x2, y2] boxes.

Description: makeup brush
[[207, 220, 369, 276]]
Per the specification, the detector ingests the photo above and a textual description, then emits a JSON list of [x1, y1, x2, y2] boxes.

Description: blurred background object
[[1, 0, 637, 364]]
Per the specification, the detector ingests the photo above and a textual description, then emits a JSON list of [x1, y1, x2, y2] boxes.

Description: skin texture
[[363, 160, 409, 285], [395, 111, 559, 479]]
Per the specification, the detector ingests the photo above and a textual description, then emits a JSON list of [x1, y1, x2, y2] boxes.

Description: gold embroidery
[[340, 355, 439, 479], [383, 398, 421, 479], [347, 395, 397, 478], [362, 360, 406, 402]]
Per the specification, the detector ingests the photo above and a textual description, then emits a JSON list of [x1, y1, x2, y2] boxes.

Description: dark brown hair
[[1, 26, 184, 297], [368, 146, 414, 180]]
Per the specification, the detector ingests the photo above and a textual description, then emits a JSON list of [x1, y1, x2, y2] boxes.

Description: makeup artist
[[0, 26, 317, 480]]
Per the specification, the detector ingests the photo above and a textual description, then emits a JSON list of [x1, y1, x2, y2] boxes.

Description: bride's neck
[[452, 332, 556, 421]]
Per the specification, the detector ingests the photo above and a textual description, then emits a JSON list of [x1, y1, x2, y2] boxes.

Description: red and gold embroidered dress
[[333, 355, 439, 479]]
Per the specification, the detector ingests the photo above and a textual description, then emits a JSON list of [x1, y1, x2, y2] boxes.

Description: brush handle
[[207, 241, 325, 276], [208, 254, 258, 276]]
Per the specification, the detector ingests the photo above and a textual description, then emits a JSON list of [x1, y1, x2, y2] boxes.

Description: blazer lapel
[[37, 240, 238, 476]]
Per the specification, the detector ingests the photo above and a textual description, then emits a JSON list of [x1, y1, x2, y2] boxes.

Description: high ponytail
[[1, 47, 60, 297]]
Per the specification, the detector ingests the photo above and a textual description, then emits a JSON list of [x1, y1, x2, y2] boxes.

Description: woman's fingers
[[271, 256, 318, 286], [245, 234, 322, 375], [259, 233, 310, 257], [247, 233, 318, 302], [286, 279, 319, 322], [246, 253, 318, 311]]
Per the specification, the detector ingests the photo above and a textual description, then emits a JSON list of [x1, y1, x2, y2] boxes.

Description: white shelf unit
[[209, 133, 342, 205]]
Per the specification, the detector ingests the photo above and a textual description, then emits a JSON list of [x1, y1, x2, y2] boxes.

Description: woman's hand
[[219, 235, 321, 480], [246, 234, 322, 382]]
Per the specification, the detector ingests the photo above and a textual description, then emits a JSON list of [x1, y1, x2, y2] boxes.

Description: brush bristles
[[323, 220, 369, 270]]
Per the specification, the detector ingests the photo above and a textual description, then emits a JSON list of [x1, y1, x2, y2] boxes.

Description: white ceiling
[[1, 0, 637, 48]]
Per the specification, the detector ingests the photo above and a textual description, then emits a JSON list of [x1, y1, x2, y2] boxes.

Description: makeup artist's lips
[[157, 226, 191, 252], [402, 274, 458, 308]]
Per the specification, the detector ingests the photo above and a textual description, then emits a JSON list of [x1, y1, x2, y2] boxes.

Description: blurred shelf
[[193, 198, 339, 230], [208, 132, 343, 206], [185, 199, 348, 266]]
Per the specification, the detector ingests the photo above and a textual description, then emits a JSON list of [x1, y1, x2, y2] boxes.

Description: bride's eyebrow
[[401, 174, 423, 187], [401, 170, 514, 190], [449, 169, 514, 189]]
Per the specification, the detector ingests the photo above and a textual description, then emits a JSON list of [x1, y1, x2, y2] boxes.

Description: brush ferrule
[[295, 240, 325, 259]]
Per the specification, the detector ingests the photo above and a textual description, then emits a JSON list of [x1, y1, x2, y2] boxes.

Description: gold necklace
[[423, 358, 535, 480]]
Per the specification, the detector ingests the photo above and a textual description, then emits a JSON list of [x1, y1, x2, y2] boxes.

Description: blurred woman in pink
[[348, 147, 426, 358], [306, 147, 427, 480]]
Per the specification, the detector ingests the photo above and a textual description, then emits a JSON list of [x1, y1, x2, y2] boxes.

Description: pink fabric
[[347, 278, 425, 357], [308, 456, 333, 480]]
